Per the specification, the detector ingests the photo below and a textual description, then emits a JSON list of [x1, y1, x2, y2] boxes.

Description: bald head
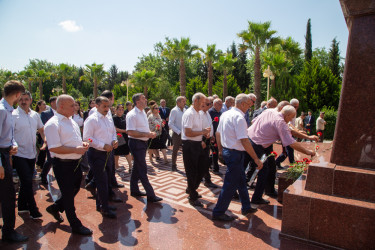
[[56, 95, 75, 117], [281, 105, 297, 123], [277, 100, 290, 111], [267, 98, 278, 109]]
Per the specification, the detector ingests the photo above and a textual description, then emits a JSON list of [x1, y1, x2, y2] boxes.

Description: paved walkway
[[0, 145, 322, 249]]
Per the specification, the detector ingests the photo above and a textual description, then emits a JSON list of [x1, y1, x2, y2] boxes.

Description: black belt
[[0, 146, 11, 153], [89, 148, 110, 154], [54, 157, 81, 163], [223, 147, 242, 152]]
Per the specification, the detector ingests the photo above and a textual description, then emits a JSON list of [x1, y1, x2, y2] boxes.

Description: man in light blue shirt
[[0, 80, 28, 243]]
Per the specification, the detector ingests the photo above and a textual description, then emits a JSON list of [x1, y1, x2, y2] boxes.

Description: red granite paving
[[0, 144, 325, 249]]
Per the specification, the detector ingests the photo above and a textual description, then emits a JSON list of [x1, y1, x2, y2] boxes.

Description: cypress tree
[[304, 18, 312, 62], [328, 38, 341, 79]]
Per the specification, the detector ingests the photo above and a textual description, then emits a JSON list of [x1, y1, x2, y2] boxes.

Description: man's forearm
[[290, 142, 311, 155], [49, 145, 79, 155], [127, 130, 150, 138]]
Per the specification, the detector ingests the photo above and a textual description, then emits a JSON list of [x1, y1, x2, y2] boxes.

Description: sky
[[0, 0, 348, 73]]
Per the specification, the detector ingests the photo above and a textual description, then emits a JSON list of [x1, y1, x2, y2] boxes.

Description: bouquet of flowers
[[285, 158, 311, 181], [248, 151, 278, 186]]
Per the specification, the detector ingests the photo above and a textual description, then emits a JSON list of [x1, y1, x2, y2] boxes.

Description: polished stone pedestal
[[281, 143, 375, 249]]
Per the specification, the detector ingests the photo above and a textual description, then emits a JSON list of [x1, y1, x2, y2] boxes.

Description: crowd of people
[[0, 80, 323, 242]]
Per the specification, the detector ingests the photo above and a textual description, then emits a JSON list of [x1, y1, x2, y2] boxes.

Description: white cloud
[[58, 20, 83, 32]]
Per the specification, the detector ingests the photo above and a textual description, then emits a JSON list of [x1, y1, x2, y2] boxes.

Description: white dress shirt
[[168, 106, 185, 135], [126, 106, 150, 141], [89, 107, 113, 121], [73, 113, 84, 127], [13, 107, 44, 159], [44, 113, 83, 160], [83, 111, 117, 151], [217, 107, 248, 151], [181, 106, 203, 141], [200, 110, 214, 137]]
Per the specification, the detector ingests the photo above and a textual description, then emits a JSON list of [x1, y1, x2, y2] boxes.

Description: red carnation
[[88, 138, 93, 143], [270, 151, 278, 158], [214, 117, 219, 122], [213, 152, 217, 155], [117, 133, 122, 138], [156, 124, 161, 129], [317, 132, 322, 137], [162, 121, 166, 125], [214, 143, 217, 147], [316, 145, 320, 150], [303, 158, 309, 162]]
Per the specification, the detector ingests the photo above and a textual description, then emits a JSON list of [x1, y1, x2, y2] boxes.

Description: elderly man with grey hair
[[244, 93, 257, 127], [181, 92, 211, 207], [248, 105, 316, 204], [212, 93, 262, 221], [208, 98, 223, 174], [221, 96, 234, 112]]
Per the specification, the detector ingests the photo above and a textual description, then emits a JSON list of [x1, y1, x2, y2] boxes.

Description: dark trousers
[[36, 133, 46, 167], [40, 147, 52, 179], [182, 140, 205, 201], [0, 151, 16, 235], [87, 148, 112, 211], [213, 149, 250, 216], [52, 158, 83, 228], [13, 156, 38, 212], [275, 145, 295, 167], [110, 151, 118, 185], [212, 138, 219, 172], [265, 145, 277, 193], [171, 132, 182, 167], [249, 140, 273, 202], [128, 138, 155, 197], [201, 146, 211, 183], [243, 152, 256, 182]]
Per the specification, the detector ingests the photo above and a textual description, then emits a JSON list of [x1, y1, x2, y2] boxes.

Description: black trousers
[[13, 156, 38, 212], [40, 147, 52, 179], [0, 151, 16, 235], [182, 140, 205, 201], [87, 148, 112, 211], [212, 137, 220, 172], [128, 138, 155, 197], [202, 145, 211, 183], [110, 151, 118, 185], [52, 158, 83, 229]]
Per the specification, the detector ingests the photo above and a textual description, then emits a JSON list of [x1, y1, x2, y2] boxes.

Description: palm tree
[[238, 21, 279, 108], [57, 63, 75, 94], [79, 63, 107, 98], [161, 37, 199, 96], [18, 69, 35, 91], [200, 44, 222, 96], [132, 69, 158, 99], [33, 70, 51, 100], [213, 53, 237, 99]]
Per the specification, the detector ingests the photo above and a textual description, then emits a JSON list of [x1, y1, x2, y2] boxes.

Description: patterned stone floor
[[0, 144, 324, 250]]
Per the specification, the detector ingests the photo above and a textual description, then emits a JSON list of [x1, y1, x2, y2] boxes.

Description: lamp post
[[263, 65, 275, 101], [121, 80, 134, 102]]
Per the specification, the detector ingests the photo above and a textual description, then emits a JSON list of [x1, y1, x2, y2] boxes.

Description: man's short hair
[[176, 96, 185, 103], [212, 94, 219, 99], [320, 111, 325, 115], [281, 105, 297, 116], [101, 90, 113, 99], [3, 80, 25, 97], [225, 96, 233, 102], [213, 98, 222, 105], [277, 100, 290, 111], [290, 98, 299, 105], [235, 93, 250, 106], [300, 111, 306, 117], [260, 101, 267, 108], [267, 98, 278, 108], [160, 99, 166, 103], [125, 101, 132, 107], [49, 96, 57, 103], [21, 90, 32, 99], [56, 95, 74, 108], [132, 93, 143, 104], [192, 92, 206, 103], [95, 96, 109, 105]]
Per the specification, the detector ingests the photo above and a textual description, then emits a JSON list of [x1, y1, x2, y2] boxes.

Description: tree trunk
[[254, 46, 261, 109], [39, 80, 43, 100], [179, 58, 186, 96], [62, 76, 67, 94], [208, 61, 213, 96], [143, 86, 148, 99], [28, 81, 32, 92], [94, 78, 98, 98], [223, 70, 228, 99], [271, 77, 276, 89]]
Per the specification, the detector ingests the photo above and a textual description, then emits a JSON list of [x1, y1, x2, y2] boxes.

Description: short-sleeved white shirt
[[217, 107, 248, 151], [200, 110, 213, 137], [13, 107, 44, 159], [181, 106, 203, 141], [126, 106, 150, 141], [44, 113, 83, 159]]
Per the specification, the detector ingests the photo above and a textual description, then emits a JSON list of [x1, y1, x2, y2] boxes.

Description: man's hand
[[40, 142, 47, 151], [210, 137, 215, 144], [103, 144, 113, 152], [307, 149, 316, 156], [82, 142, 89, 148], [254, 158, 263, 170], [76, 146, 89, 155], [0, 166, 4, 179], [149, 132, 157, 139], [112, 140, 118, 149], [201, 141, 206, 149], [202, 127, 211, 137], [9, 146, 18, 155], [309, 135, 319, 142]]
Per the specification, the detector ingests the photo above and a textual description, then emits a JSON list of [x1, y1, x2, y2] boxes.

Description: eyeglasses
[[206, 103, 211, 106], [153, 107, 159, 110]]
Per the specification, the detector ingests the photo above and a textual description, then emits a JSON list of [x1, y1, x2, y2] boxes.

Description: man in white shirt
[[316, 111, 327, 142], [221, 96, 234, 112], [212, 94, 262, 221], [83, 96, 118, 218], [181, 92, 211, 207], [12, 91, 45, 219], [44, 95, 92, 236], [168, 96, 186, 171], [126, 93, 163, 203]]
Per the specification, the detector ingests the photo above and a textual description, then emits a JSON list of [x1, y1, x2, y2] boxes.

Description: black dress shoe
[[189, 199, 203, 207], [72, 225, 93, 236], [109, 196, 123, 203], [241, 207, 258, 215], [2, 231, 29, 242], [185, 189, 202, 198], [147, 196, 163, 202], [46, 205, 64, 223], [96, 205, 117, 212], [131, 191, 147, 197], [204, 182, 219, 188], [212, 214, 235, 221], [112, 183, 124, 188], [40, 176, 48, 185], [252, 199, 270, 205], [265, 190, 278, 198], [100, 210, 117, 219], [171, 166, 177, 171], [213, 170, 223, 176]]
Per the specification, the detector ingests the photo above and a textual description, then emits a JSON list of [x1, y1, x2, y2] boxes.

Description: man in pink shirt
[[248, 105, 316, 204]]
